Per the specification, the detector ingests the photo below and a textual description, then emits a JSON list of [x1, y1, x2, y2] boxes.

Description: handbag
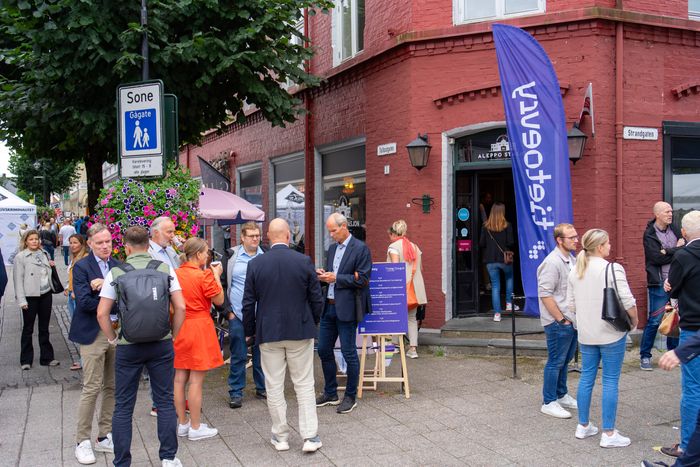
[[416, 304, 426, 321], [486, 229, 514, 265], [50, 265, 65, 294], [659, 303, 680, 338], [601, 263, 632, 332], [407, 260, 419, 309]]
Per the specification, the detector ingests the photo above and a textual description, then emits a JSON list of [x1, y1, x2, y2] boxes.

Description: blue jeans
[[486, 263, 513, 312], [542, 322, 578, 404], [317, 303, 359, 399], [67, 294, 76, 320], [640, 286, 679, 359], [577, 335, 626, 431], [113, 340, 177, 466], [62, 246, 70, 266], [227, 316, 265, 398], [680, 329, 700, 451]]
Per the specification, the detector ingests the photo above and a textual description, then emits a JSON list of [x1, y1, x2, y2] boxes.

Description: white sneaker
[[271, 435, 290, 451], [600, 430, 631, 448], [188, 423, 218, 441], [162, 458, 183, 467], [75, 440, 96, 465], [178, 421, 190, 437], [540, 401, 572, 419], [557, 394, 578, 410], [493, 313, 502, 322], [93, 433, 114, 453], [302, 435, 322, 452], [575, 423, 599, 439], [406, 349, 418, 359], [505, 303, 520, 311]]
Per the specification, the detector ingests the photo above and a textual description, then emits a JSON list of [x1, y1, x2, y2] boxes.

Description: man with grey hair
[[69, 223, 121, 464], [316, 212, 372, 415], [641, 201, 684, 371], [662, 210, 700, 460], [148, 216, 180, 272]]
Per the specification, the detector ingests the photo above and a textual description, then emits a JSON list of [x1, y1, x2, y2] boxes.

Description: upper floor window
[[691, 0, 700, 20], [332, 0, 365, 66], [454, 0, 545, 24]]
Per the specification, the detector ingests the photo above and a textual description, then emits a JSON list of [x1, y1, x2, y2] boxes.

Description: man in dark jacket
[[640, 201, 684, 371], [242, 218, 324, 453]]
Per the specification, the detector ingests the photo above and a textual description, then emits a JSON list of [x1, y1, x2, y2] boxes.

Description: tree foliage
[[0, 0, 331, 211], [8, 151, 79, 205]]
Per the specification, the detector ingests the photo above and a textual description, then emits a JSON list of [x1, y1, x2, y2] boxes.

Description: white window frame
[[282, 15, 305, 90], [454, 0, 545, 25], [690, 0, 700, 21], [331, 0, 364, 66]]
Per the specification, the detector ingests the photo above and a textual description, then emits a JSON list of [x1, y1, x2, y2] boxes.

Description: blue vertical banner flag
[[492, 24, 574, 316]]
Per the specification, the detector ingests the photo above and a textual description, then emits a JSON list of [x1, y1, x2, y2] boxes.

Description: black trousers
[[21, 292, 54, 366]]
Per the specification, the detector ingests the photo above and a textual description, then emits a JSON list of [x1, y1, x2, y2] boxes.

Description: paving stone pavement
[[0, 263, 686, 466]]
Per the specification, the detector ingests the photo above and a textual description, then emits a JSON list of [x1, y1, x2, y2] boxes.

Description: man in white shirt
[[59, 218, 77, 266], [148, 216, 181, 271]]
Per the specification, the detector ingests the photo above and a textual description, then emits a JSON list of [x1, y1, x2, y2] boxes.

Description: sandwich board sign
[[117, 80, 165, 178]]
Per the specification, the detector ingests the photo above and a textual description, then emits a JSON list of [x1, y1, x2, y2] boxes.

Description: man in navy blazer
[[68, 224, 121, 464], [316, 212, 372, 415], [242, 218, 324, 452]]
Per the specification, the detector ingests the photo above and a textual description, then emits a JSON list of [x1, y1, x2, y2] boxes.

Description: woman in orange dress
[[173, 238, 224, 441]]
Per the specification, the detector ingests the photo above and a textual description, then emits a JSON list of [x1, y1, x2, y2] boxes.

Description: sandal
[[70, 362, 82, 371]]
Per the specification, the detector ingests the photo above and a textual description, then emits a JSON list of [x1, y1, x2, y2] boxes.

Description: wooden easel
[[357, 334, 410, 399]]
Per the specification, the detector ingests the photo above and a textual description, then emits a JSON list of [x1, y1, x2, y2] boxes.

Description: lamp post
[[33, 160, 47, 206], [406, 134, 432, 170]]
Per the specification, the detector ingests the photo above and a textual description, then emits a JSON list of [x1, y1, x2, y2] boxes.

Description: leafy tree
[[8, 151, 79, 206], [0, 0, 331, 212]]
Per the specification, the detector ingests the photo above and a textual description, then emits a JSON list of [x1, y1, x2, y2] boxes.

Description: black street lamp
[[406, 134, 432, 170], [567, 123, 588, 164]]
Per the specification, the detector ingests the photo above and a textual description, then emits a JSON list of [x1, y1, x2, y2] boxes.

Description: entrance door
[[454, 169, 522, 316]]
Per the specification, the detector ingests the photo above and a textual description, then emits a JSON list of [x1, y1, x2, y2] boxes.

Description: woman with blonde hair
[[65, 233, 89, 370], [173, 237, 225, 441], [14, 230, 59, 369], [387, 220, 427, 359], [566, 229, 638, 448], [479, 202, 515, 321]]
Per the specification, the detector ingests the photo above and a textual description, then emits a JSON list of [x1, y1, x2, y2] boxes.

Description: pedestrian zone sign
[[118, 80, 165, 178]]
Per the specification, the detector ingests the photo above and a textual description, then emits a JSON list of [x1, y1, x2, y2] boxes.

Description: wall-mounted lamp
[[406, 134, 432, 170], [567, 123, 588, 164]]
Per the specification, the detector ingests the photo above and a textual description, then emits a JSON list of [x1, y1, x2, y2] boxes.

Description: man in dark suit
[[0, 247, 7, 302], [316, 212, 372, 414], [642, 330, 700, 467], [242, 218, 324, 453], [662, 210, 700, 460], [68, 223, 120, 465]]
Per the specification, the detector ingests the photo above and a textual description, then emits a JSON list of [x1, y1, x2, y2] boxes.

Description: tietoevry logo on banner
[[492, 24, 574, 316]]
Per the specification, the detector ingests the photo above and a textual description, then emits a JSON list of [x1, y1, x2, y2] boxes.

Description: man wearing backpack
[[96, 226, 186, 467]]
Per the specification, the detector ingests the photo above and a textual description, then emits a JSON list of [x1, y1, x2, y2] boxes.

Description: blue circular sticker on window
[[457, 208, 470, 221], [460, 228, 468, 237]]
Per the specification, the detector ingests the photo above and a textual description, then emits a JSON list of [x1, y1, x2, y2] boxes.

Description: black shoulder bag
[[601, 263, 632, 332]]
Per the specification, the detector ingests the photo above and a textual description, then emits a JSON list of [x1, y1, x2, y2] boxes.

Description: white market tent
[[0, 186, 36, 265]]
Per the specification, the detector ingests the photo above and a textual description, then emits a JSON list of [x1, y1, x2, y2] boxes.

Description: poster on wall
[[359, 262, 408, 335]]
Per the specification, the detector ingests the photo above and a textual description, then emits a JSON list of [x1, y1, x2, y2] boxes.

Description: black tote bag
[[601, 263, 632, 332]]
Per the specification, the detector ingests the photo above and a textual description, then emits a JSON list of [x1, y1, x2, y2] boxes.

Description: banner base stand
[[358, 334, 410, 399]]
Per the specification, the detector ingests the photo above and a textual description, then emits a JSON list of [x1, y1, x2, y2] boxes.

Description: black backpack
[[112, 260, 172, 343]]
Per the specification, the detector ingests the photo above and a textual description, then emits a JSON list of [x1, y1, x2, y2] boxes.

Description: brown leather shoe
[[661, 443, 683, 458]]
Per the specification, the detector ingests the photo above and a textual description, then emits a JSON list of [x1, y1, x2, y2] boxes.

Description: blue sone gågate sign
[[117, 80, 165, 178]]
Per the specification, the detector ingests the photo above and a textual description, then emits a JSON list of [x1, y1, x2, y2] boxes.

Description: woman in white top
[[387, 220, 427, 359], [566, 229, 638, 448]]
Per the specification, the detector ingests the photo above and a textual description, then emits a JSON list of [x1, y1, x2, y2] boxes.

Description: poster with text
[[359, 262, 408, 335]]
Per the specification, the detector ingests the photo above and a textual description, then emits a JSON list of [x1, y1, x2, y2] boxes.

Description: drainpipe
[[303, 7, 315, 259], [615, 4, 624, 263]]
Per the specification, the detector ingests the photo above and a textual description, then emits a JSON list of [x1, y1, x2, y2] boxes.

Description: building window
[[454, 0, 544, 24], [332, 0, 365, 66], [691, 0, 700, 20], [663, 121, 700, 226], [321, 144, 366, 255], [273, 155, 305, 251], [282, 15, 305, 90], [237, 164, 263, 209]]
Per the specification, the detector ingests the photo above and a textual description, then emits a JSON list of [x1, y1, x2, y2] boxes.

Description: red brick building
[[180, 0, 700, 330]]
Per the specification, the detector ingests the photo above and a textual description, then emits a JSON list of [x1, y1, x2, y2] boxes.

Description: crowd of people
[[8, 200, 700, 467]]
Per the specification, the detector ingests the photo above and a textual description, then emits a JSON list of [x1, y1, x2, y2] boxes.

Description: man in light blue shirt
[[148, 217, 181, 272], [226, 221, 266, 408]]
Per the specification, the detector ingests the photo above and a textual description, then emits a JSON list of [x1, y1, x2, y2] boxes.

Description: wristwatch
[[558, 317, 568, 324]]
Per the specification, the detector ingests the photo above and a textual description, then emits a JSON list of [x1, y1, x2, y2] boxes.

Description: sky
[[0, 140, 11, 176]]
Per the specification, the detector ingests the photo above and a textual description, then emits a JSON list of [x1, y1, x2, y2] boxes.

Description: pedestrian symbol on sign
[[124, 109, 158, 152]]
